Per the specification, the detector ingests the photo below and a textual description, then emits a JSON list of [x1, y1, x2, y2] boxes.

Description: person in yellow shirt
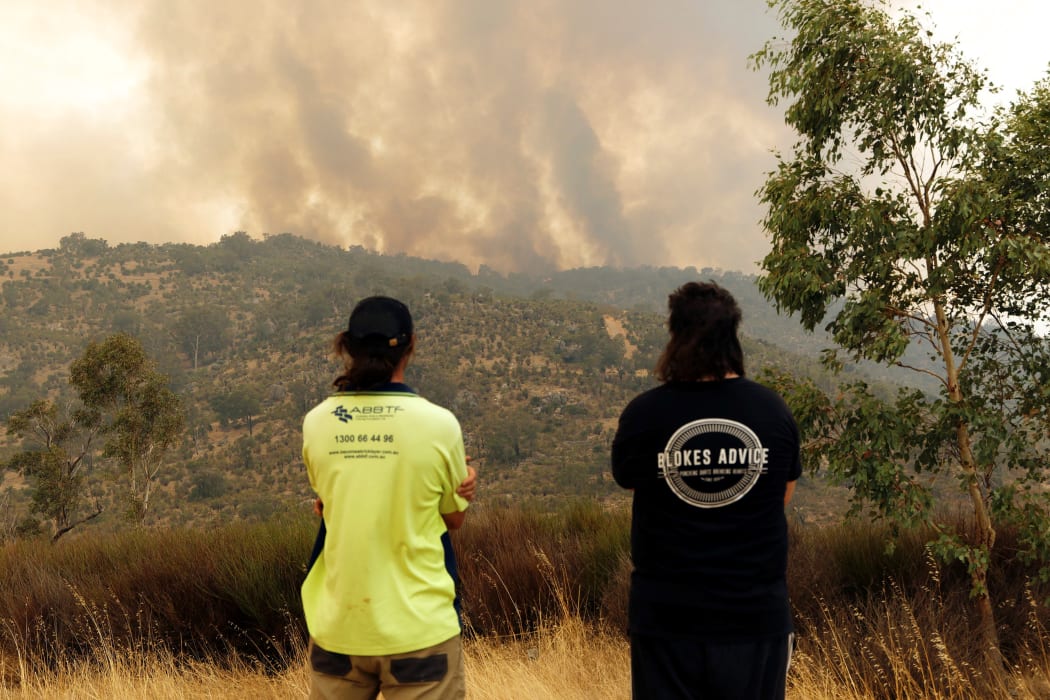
[[302, 296, 476, 700]]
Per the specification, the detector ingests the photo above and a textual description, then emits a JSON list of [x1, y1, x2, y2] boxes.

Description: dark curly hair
[[654, 281, 745, 382]]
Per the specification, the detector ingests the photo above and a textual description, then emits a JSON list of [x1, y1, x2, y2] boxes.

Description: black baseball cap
[[346, 296, 413, 349]]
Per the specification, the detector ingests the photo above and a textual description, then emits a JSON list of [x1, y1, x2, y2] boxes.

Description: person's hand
[[457, 461, 478, 502], [313, 498, 324, 517]]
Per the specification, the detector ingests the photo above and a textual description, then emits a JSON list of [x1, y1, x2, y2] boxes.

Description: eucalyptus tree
[[172, 305, 231, 370], [752, 0, 1050, 668], [4, 400, 104, 541], [70, 334, 185, 522]]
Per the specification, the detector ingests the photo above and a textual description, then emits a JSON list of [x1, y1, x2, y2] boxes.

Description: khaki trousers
[[309, 634, 465, 700]]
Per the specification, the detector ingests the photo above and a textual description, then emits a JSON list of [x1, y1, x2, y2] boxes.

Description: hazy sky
[[0, 1, 1047, 273]]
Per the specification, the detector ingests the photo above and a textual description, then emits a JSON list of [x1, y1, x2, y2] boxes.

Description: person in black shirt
[[612, 281, 801, 700]]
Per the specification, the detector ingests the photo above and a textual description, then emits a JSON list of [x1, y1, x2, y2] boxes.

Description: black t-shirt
[[611, 377, 802, 640]]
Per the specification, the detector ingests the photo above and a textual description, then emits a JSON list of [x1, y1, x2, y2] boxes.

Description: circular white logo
[[659, 418, 766, 508]]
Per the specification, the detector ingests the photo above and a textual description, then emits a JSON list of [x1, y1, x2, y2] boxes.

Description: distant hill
[[0, 232, 883, 534]]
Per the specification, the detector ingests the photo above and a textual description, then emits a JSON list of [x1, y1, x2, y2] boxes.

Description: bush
[[3, 503, 1050, 697], [188, 472, 229, 501], [0, 516, 313, 668]]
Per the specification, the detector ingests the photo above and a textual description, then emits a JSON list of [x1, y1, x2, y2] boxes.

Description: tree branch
[[889, 132, 929, 222], [989, 311, 1024, 355], [886, 304, 938, 332], [51, 501, 104, 543], [893, 361, 949, 389], [958, 253, 1006, 373]]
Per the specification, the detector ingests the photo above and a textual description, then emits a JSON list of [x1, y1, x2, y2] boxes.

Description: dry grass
[[787, 592, 1050, 700], [6, 509, 1050, 699], [466, 618, 630, 700], [0, 639, 308, 699], [4, 613, 1050, 700], [0, 619, 629, 700]]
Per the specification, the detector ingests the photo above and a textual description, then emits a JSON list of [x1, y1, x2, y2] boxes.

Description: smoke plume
[[0, 0, 788, 273]]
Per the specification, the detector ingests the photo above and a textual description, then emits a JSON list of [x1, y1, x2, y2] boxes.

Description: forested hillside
[[0, 232, 853, 537]]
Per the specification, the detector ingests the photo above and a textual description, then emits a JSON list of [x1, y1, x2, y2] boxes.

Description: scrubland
[[3, 503, 1050, 699]]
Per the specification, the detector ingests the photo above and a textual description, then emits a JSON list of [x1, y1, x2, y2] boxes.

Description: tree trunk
[[934, 299, 1004, 673], [957, 422, 1004, 673], [975, 580, 1005, 672], [139, 476, 152, 524]]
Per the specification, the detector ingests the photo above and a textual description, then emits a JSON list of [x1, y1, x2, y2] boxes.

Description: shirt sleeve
[[438, 418, 470, 515], [611, 401, 647, 489]]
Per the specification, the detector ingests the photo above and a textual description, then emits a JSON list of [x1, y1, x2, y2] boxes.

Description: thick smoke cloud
[[1, 0, 789, 273]]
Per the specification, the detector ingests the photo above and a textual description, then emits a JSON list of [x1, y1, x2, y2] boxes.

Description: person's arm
[[442, 510, 466, 530], [443, 460, 477, 531], [784, 480, 797, 506], [456, 462, 478, 502], [611, 401, 647, 490], [611, 430, 641, 489]]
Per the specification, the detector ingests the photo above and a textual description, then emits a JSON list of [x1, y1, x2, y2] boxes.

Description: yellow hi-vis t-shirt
[[300, 387, 470, 656]]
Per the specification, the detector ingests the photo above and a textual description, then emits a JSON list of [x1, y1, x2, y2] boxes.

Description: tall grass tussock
[[3, 502, 1050, 698]]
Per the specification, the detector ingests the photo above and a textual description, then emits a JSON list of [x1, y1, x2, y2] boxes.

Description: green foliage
[[58, 232, 109, 258], [752, 0, 994, 343], [70, 334, 185, 522], [753, 0, 1050, 663], [4, 399, 103, 541], [70, 334, 152, 410], [173, 305, 231, 369], [188, 470, 228, 501], [14, 515, 44, 538], [210, 386, 263, 434], [762, 369, 937, 527], [983, 75, 1050, 284]]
